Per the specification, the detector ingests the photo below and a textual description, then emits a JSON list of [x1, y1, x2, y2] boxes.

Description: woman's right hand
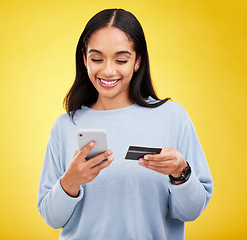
[[60, 142, 114, 197]]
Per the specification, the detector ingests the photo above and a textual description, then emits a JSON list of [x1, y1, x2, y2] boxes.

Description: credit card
[[125, 146, 162, 160]]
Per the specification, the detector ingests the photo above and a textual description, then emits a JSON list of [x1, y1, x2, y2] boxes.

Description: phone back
[[77, 129, 108, 160]]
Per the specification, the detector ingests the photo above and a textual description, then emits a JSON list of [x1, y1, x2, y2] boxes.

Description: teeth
[[99, 78, 119, 85]]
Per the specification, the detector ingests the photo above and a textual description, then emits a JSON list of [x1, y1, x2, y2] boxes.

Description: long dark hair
[[64, 9, 170, 119]]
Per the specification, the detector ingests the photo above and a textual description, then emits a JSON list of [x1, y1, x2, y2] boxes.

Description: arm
[[37, 140, 83, 229], [168, 117, 213, 221], [37, 132, 113, 229], [139, 116, 213, 222]]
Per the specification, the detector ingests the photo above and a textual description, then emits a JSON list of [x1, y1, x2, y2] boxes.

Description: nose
[[102, 60, 115, 77]]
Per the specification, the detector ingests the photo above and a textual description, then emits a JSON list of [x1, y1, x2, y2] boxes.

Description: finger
[[76, 142, 95, 161], [139, 158, 178, 175], [90, 156, 114, 174], [161, 148, 178, 159], [85, 149, 113, 168], [139, 158, 174, 168], [143, 154, 171, 161], [143, 149, 175, 161], [140, 164, 171, 175], [73, 150, 79, 158]]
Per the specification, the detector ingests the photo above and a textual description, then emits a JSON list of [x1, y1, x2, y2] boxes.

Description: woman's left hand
[[138, 147, 188, 180]]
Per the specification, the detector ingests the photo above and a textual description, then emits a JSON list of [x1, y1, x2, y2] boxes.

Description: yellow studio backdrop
[[0, 0, 246, 239]]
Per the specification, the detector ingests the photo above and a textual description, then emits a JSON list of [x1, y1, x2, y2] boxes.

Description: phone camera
[[79, 134, 83, 137]]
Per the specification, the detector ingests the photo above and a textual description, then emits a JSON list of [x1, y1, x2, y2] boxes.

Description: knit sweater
[[38, 99, 213, 240]]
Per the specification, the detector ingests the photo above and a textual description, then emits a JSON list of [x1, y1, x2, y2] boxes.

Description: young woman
[[38, 9, 213, 240]]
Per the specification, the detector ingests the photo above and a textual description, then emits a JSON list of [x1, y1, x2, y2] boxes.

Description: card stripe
[[125, 146, 162, 160]]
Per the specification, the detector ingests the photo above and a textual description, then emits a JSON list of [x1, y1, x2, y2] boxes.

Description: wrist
[[169, 161, 191, 185], [171, 159, 187, 178], [60, 174, 80, 198]]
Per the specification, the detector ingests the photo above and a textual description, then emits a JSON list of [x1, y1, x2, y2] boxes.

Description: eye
[[91, 59, 103, 63], [116, 60, 128, 64]]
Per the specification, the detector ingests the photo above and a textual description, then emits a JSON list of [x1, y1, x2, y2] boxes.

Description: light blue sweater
[[38, 99, 213, 240]]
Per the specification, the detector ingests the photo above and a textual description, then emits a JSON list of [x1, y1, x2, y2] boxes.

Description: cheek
[[87, 63, 99, 78], [120, 64, 135, 77]]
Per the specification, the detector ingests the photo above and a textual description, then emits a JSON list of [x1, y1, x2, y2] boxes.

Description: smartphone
[[77, 129, 108, 160]]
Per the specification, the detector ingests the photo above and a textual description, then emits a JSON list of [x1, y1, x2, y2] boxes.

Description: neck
[[91, 96, 135, 111]]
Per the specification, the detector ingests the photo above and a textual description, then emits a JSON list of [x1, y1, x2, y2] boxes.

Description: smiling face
[[83, 27, 141, 110]]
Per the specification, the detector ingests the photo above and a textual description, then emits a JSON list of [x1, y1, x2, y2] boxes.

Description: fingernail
[[144, 155, 149, 160], [139, 159, 144, 165], [89, 141, 94, 147], [108, 150, 113, 155]]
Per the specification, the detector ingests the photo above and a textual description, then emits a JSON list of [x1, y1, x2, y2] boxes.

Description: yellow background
[[1, 0, 246, 239]]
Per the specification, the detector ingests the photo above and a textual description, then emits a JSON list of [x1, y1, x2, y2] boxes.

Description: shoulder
[[53, 112, 72, 127], [149, 98, 189, 119], [160, 100, 186, 112], [147, 96, 185, 111], [47, 112, 77, 146], [49, 112, 74, 136]]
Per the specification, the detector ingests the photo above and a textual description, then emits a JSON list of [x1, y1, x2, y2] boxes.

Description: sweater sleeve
[[168, 112, 213, 222], [37, 124, 84, 229]]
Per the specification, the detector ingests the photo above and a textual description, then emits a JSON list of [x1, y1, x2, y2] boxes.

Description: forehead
[[87, 27, 135, 53]]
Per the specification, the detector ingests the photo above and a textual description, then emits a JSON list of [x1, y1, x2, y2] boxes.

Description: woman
[[38, 9, 213, 240]]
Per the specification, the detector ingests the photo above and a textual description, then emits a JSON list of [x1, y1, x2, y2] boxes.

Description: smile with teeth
[[98, 78, 120, 85]]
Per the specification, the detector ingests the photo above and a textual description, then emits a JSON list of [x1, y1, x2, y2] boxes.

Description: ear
[[134, 56, 141, 72]]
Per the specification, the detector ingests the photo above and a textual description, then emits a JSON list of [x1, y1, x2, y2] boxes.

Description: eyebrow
[[88, 49, 132, 55], [116, 51, 132, 55]]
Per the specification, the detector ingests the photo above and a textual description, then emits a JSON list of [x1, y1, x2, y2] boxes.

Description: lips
[[97, 78, 120, 88]]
